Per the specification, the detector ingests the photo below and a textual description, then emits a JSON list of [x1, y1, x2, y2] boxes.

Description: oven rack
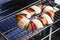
[[0, 0, 45, 32], [0, 21, 60, 40], [0, 0, 60, 40], [41, 28, 60, 40], [0, 0, 38, 15]]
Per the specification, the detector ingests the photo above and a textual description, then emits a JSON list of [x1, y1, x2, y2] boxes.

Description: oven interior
[[0, 0, 60, 40]]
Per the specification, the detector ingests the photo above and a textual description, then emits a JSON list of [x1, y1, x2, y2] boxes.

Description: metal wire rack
[[0, 0, 60, 40]]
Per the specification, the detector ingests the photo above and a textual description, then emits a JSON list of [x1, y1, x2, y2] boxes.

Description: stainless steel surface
[[41, 28, 60, 40], [0, 32, 9, 40]]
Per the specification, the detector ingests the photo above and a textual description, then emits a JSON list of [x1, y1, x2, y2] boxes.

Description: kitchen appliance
[[0, 0, 60, 40]]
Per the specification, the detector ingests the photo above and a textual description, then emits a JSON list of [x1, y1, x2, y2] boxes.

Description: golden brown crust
[[46, 10, 54, 19], [38, 17, 47, 25], [26, 8, 35, 15], [29, 22, 37, 30], [38, 4, 45, 10], [16, 14, 27, 22]]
